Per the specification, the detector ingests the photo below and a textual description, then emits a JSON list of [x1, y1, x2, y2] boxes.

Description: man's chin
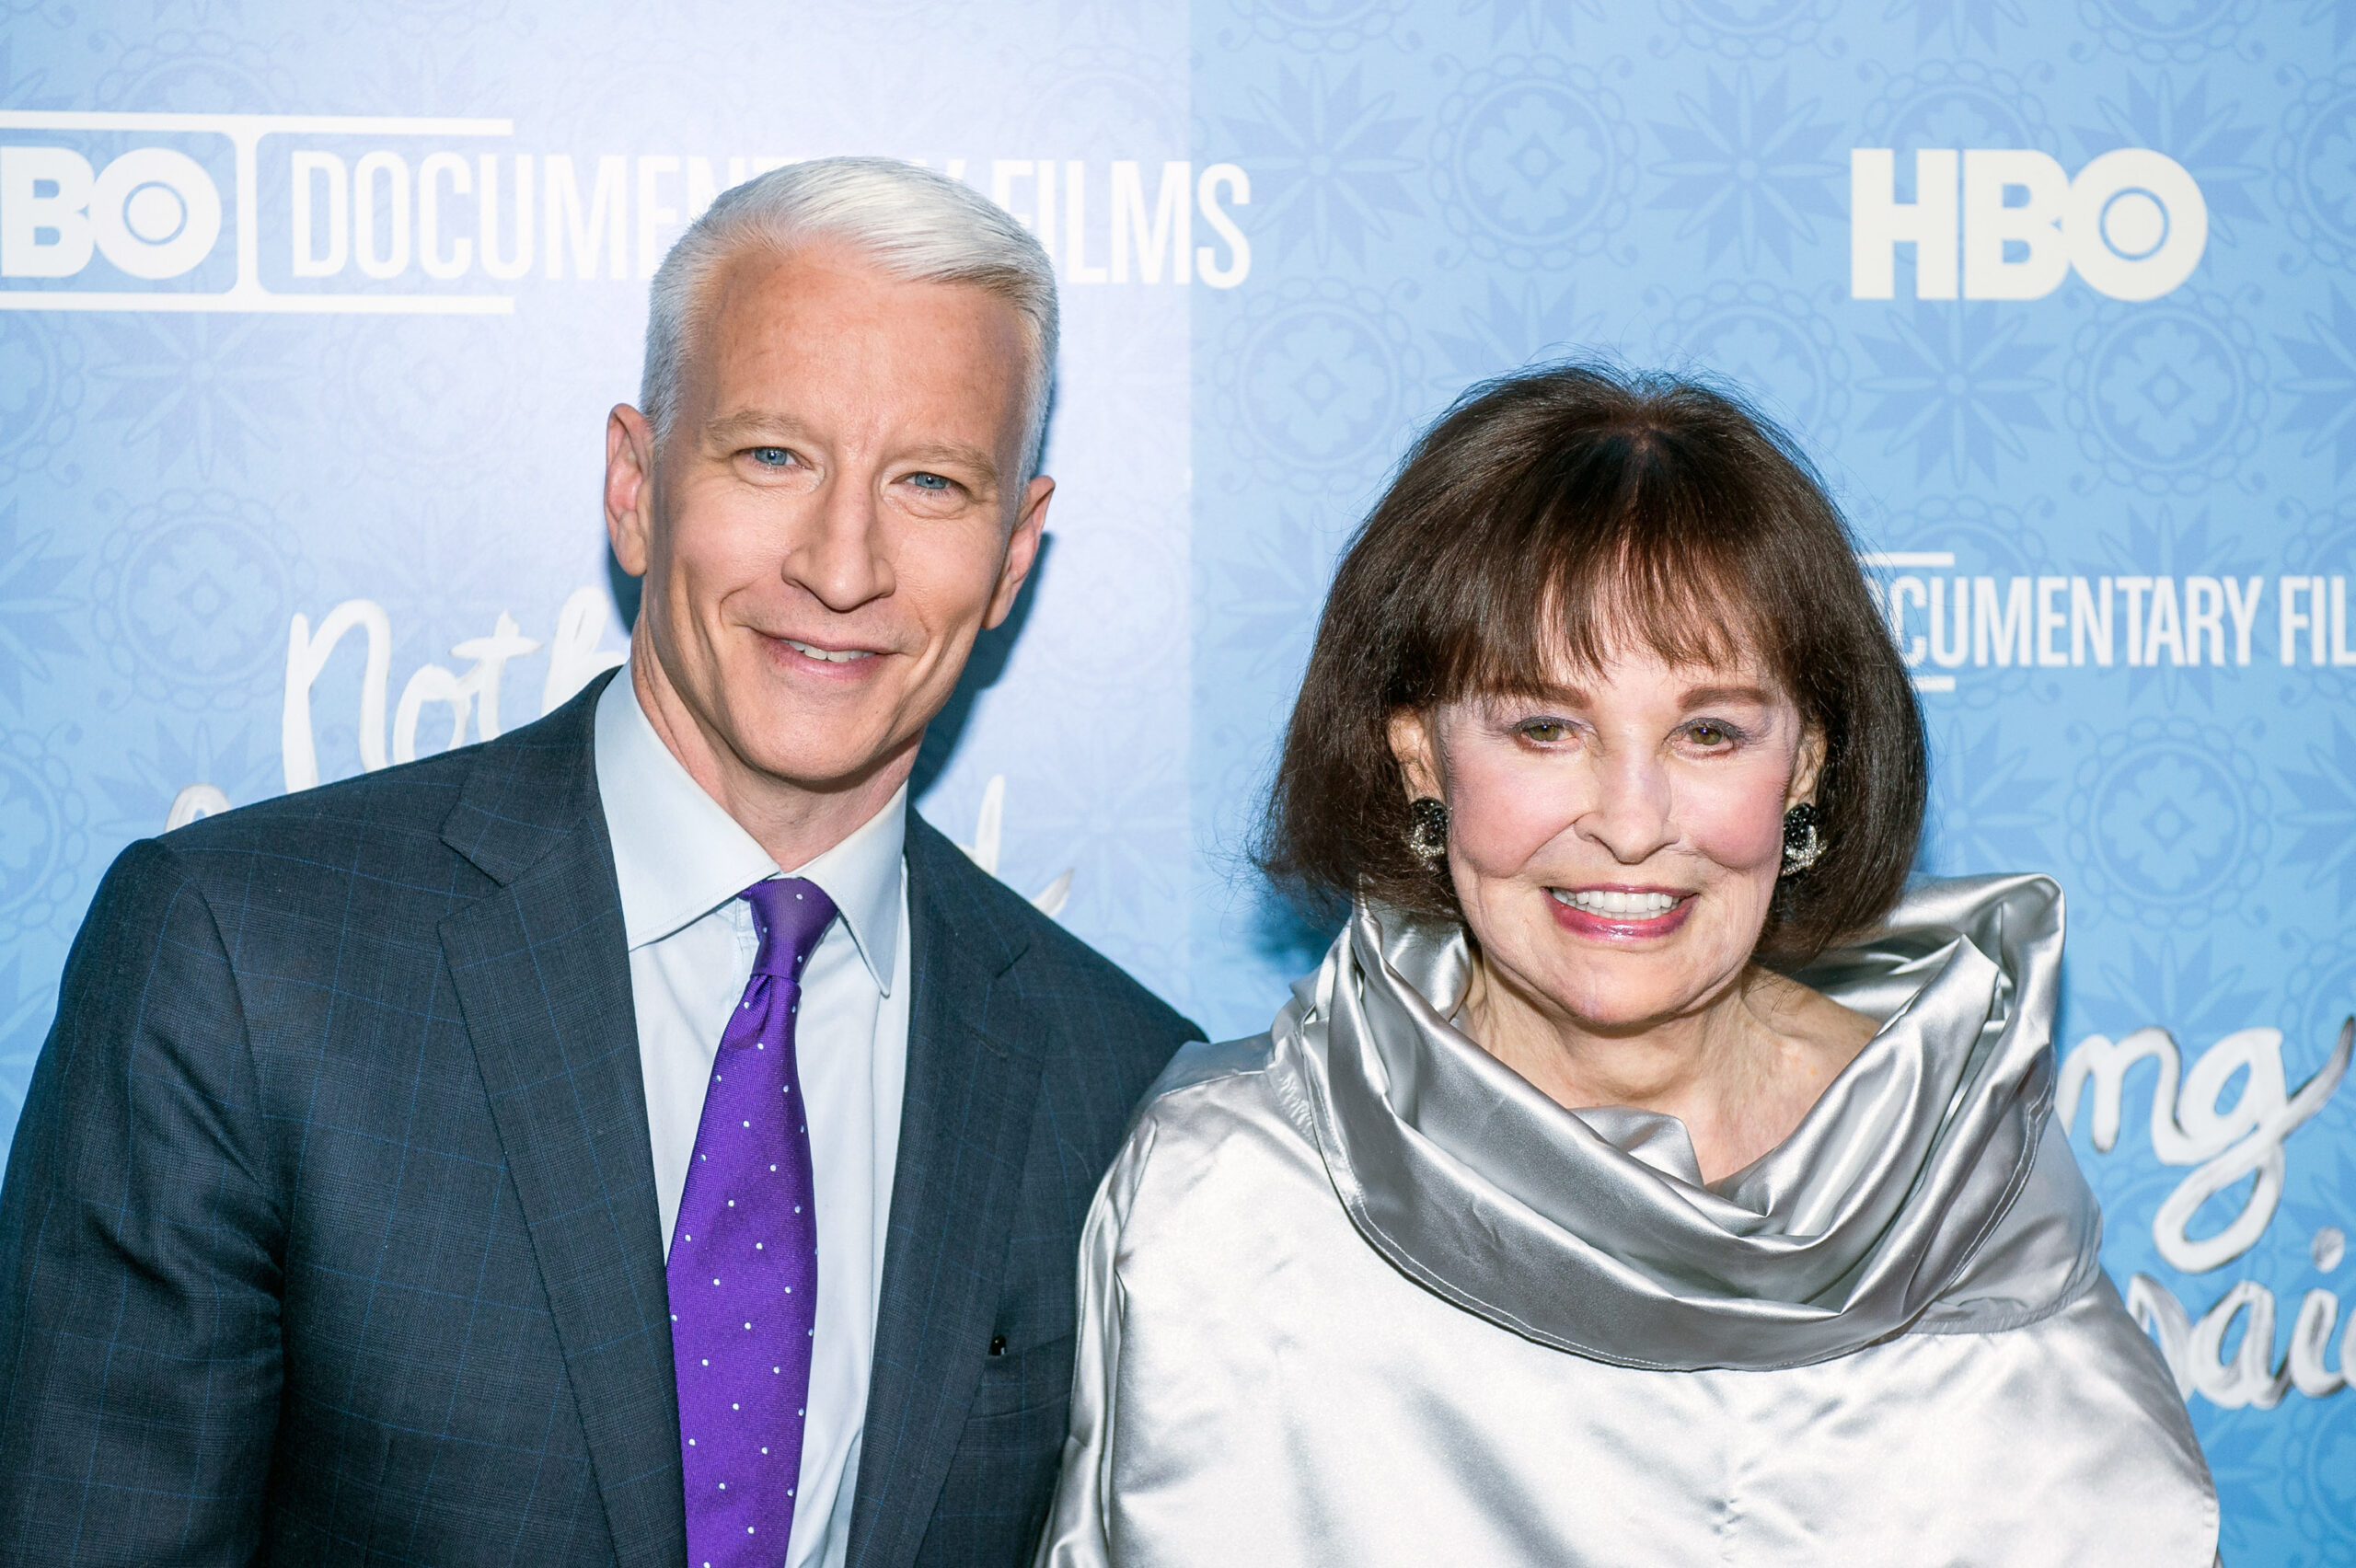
[[665, 654, 932, 799], [731, 719, 922, 797]]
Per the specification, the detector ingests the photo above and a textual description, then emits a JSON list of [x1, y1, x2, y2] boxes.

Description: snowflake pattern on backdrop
[[1222, 62, 1424, 268], [87, 316, 306, 479], [0, 504, 78, 715], [2278, 286, 2356, 481], [2072, 73, 2266, 241], [2304, 0, 2356, 51], [1916, 717, 2061, 876], [2071, 935, 2271, 1043], [89, 721, 280, 839], [1656, 0, 1844, 61], [1462, 0, 1600, 50], [1857, 303, 2057, 485], [1646, 70, 1847, 273], [2280, 717, 2356, 917], [1427, 277, 1606, 386], [1884, 0, 2029, 52], [0, 315, 85, 486], [6, 4, 2355, 1556]]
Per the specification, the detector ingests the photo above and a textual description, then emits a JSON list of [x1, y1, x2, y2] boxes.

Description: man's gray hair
[[641, 156, 1059, 478]]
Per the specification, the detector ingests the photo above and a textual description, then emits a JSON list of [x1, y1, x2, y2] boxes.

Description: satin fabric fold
[[1294, 872, 2084, 1369], [1036, 874, 2216, 1568]]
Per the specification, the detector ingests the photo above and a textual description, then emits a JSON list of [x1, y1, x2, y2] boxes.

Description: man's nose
[[788, 475, 895, 612], [1577, 752, 1676, 866]]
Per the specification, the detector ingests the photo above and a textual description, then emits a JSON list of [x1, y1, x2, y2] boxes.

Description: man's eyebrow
[[899, 441, 1001, 485], [700, 410, 809, 446], [695, 416, 1002, 486]]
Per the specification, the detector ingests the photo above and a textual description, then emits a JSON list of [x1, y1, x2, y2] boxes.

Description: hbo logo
[[1850, 147, 2206, 303], [0, 145, 224, 280]]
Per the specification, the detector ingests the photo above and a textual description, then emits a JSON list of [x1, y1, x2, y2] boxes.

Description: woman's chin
[[1520, 947, 1745, 1036]]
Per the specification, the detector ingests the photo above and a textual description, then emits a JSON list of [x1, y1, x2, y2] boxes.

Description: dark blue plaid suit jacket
[[0, 674, 1199, 1567]]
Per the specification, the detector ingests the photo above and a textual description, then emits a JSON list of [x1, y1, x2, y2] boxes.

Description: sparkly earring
[[1407, 797, 1450, 868], [1781, 802, 1824, 876]]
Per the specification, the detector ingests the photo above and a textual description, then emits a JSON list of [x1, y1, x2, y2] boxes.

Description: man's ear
[[1388, 708, 1443, 801], [1787, 723, 1827, 809], [983, 474, 1054, 629], [605, 404, 659, 578]]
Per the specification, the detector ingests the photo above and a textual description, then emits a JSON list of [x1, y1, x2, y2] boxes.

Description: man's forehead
[[666, 243, 1035, 475], [688, 251, 1022, 382], [706, 243, 1021, 337]]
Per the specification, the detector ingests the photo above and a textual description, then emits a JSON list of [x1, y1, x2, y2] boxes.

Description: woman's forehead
[[1475, 631, 1786, 703]]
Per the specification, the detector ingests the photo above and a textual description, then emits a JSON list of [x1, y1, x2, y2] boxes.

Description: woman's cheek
[[1681, 761, 1791, 874], [1447, 745, 1574, 879]]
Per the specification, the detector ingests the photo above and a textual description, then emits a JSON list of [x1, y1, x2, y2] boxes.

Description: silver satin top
[[1038, 874, 2217, 1567]]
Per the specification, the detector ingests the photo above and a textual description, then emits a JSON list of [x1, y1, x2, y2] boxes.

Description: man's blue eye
[[749, 447, 791, 467], [908, 472, 951, 491]]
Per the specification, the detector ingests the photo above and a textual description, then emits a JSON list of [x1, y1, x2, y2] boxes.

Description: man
[[0, 157, 1199, 1568]]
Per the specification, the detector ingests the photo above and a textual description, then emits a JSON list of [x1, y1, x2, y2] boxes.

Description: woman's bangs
[[1446, 525, 1778, 700]]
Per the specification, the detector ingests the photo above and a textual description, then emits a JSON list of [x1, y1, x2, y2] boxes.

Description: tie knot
[[743, 877, 838, 981]]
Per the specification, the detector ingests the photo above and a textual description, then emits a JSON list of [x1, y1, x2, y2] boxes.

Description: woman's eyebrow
[[1491, 683, 1593, 709], [1678, 683, 1774, 708]]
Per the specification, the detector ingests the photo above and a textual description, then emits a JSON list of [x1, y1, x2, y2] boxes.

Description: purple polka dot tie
[[668, 876, 836, 1568]]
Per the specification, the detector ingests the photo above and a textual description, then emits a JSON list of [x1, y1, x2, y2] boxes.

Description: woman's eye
[[1687, 722, 1734, 747], [1518, 720, 1570, 744]]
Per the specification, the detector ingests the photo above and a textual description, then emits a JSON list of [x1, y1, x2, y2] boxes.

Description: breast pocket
[[924, 1335, 1076, 1565], [966, 1331, 1076, 1422]]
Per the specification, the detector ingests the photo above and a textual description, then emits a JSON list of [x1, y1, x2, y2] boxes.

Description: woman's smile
[[1545, 884, 1695, 940]]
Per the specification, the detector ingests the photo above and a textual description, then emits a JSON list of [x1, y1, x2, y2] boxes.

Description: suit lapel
[[847, 820, 1045, 1568], [437, 674, 687, 1568]]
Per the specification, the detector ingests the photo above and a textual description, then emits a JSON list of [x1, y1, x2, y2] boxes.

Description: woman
[[1036, 364, 2216, 1565]]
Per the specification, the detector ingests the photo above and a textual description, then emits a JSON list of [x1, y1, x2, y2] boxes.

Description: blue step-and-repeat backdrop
[[3, 1, 2353, 1556]]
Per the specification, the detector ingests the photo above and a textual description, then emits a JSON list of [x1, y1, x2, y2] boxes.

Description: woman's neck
[[1460, 957, 1876, 1184]]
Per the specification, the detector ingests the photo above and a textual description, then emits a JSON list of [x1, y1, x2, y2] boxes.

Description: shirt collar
[[593, 666, 906, 993]]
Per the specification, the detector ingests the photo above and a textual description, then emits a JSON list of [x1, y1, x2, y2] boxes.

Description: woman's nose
[[1577, 754, 1675, 865]]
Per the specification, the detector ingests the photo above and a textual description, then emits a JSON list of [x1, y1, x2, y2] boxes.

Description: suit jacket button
[[987, 1334, 1008, 1356]]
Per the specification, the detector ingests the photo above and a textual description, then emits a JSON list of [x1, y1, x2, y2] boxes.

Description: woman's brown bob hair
[[1261, 361, 1927, 961]]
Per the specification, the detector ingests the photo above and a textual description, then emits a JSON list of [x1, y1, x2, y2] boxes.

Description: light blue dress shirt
[[594, 668, 911, 1568]]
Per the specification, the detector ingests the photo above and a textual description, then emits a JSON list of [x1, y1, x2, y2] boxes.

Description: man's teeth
[[783, 638, 871, 663], [1552, 888, 1680, 918]]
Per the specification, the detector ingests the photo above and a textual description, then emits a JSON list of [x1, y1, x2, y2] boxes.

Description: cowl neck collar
[[1276, 873, 2093, 1371]]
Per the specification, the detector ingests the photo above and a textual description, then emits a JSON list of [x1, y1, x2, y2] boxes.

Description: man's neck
[[629, 651, 912, 874]]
